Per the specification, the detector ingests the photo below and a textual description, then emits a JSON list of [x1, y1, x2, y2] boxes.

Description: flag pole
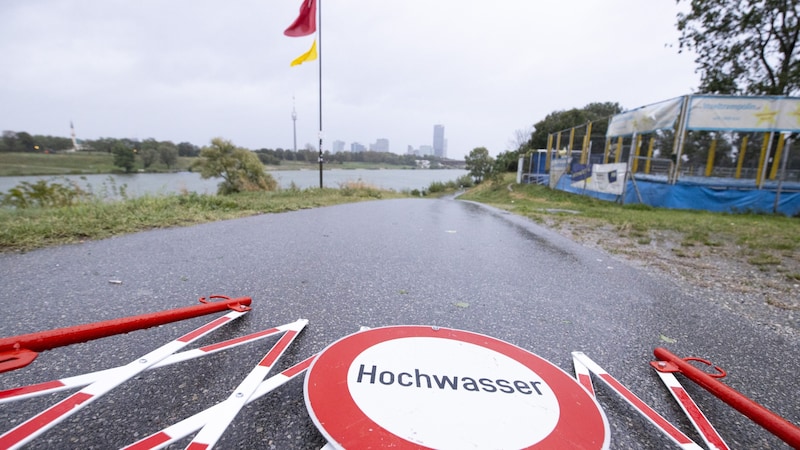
[[317, 0, 323, 188]]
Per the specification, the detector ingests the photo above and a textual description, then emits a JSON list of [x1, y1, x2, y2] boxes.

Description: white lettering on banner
[[570, 163, 627, 195], [687, 95, 800, 131]]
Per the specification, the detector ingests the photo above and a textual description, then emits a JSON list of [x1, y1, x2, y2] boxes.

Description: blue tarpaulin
[[554, 175, 800, 216]]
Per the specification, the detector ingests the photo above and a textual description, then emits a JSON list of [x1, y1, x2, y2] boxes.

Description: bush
[[427, 181, 446, 193], [195, 138, 278, 195], [1, 179, 89, 208]]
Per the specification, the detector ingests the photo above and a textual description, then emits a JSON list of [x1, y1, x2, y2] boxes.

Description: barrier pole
[[735, 135, 748, 179], [545, 134, 553, 171], [581, 121, 592, 164], [653, 347, 800, 448], [768, 133, 786, 180], [555, 131, 562, 155], [756, 132, 772, 188], [632, 134, 642, 173], [645, 136, 655, 174], [0, 295, 252, 373], [567, 127, 576, 161], [704, 136, 717, 177]]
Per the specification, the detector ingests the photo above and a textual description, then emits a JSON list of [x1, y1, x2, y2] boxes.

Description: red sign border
[[304, 326, 610, 449]]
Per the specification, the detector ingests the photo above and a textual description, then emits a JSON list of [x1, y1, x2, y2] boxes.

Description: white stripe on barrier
[[124, 354, 316, 450], [0, 310, 248, 450], [186, 320, 307, 449], [573, 354, 595, 396], [0, 320, 306, 404], [653, 368, 730, 450], [571, 352, 703, 450]]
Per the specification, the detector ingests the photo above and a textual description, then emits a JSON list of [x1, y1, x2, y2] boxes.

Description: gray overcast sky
[[0, 1, 699, 160]]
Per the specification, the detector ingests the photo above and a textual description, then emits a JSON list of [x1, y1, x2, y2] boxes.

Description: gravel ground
[[545, 218, 800, 339]]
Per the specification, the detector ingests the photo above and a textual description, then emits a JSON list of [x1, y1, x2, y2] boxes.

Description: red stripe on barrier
[[259, 331, 298, 367], [0, 380, 66, 401], [654, 347, 800, 448], [178, 317, 231, 343], [671, 386, 729, 450], [600, 374, 695, 445], [199, 328, 279, 353], [186, 442, 209, 450], [283, 355, 315, 378], [0, 392, 93, 448], [123, 431, 173, 450], [0, 296, 252, 373], [577, 373, 594, 396]]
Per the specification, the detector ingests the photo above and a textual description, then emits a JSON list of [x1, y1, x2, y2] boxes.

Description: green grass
[[460, 173, 800, 259], [0, 152, 196, 176], [0, 187, 403, 252]]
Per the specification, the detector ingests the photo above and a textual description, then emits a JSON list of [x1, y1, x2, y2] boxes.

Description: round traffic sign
[[304, 326, 609, 449]]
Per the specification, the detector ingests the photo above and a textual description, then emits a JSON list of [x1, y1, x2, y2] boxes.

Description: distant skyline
[[0, 1, 699, 160]]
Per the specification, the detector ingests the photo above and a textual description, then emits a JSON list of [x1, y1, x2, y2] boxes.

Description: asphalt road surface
[[1, 197, 798, 449]]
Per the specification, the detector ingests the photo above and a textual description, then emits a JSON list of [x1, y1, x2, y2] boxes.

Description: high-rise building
[[370, 138, 389, 152], [433, 124, 445, 158], [332, 140, 345, 153], [351, 142, 366, 152]]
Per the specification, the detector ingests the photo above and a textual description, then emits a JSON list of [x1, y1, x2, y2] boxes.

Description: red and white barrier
[[654, 347, 800, 449], [0, 309, 249, 449], [650, 364, 730, 450], [3, 300, 798, 449], [124, 354, 316, 450], [571, 351, 703, 450], [0, 320, 307, 404], [185, 321, 307, 449]]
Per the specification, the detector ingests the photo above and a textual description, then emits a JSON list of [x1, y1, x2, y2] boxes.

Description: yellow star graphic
[[754, 104, 778, 126], [789, 103, 800, 125]]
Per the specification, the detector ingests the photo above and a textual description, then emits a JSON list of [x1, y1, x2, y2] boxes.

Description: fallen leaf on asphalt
[[659, 334, 677, 344]]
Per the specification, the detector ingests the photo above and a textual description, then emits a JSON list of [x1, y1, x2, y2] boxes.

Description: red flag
[[284, 0, 317, 37]]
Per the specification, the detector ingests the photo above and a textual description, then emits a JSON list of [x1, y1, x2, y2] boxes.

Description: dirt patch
[[543, 217, 800, 339]]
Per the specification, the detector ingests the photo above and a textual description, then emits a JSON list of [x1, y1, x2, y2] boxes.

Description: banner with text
[[570, 163, 627, 195], [606, 97, 683, 137], [686, 95, 800, 132]]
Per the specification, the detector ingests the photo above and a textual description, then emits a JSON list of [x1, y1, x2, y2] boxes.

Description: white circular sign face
[[348, 337, 560, 448], [304, 326, 609, 449]]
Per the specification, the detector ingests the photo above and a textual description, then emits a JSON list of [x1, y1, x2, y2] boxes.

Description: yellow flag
[[290, 39, 317, 67]]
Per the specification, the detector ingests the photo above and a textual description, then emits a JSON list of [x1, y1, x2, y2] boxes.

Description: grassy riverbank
[[0, 152, 197, 176], [0, 152, 415, 177], [460, 174, 800, 279], [0, 183, 403, 252]]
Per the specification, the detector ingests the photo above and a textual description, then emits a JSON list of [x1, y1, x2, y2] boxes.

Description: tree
[[509, 127, 534, 151], [1, 131, 20, 152], [158, 142, 179, 169], [177, 141, 200, 157], [465, 147, 494, 183], [529, 102, 623, 150], [140, 148, 158, 169], [195, 137, 277, 195], [112, 143, 136, 173], [676, 0, 800, 95]]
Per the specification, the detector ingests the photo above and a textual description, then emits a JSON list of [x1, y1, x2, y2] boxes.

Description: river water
[[0, 169, 469, 198]]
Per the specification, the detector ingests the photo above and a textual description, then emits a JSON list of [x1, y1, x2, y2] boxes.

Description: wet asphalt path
[[1, 197, 798, 449]]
